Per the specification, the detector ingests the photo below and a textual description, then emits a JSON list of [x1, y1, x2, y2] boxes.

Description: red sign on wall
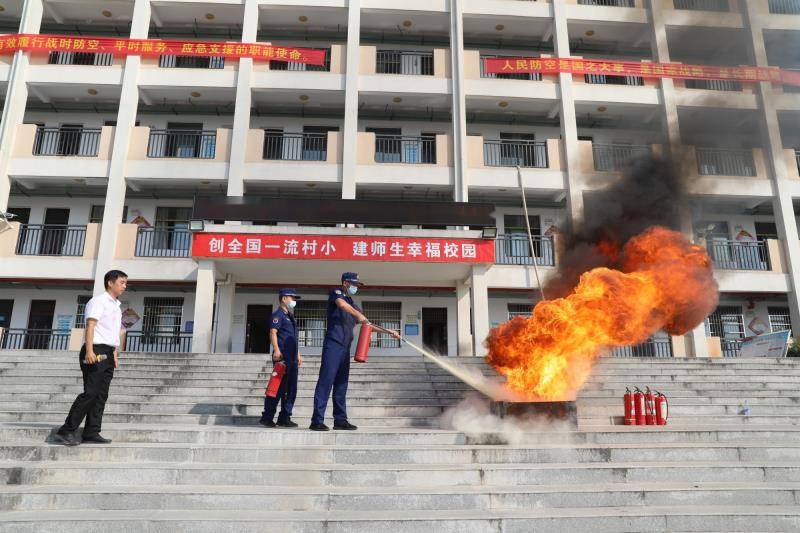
[[192, 233, 495, 263]]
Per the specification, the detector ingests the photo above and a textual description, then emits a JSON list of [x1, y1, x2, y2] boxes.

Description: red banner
[[0, 33, 326, 65], [192, 233, 495, 263], [483, 57, 800, 87]]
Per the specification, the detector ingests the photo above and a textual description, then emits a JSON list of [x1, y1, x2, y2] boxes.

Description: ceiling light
[[298, 15, 308, 22], [87, 89, 98, 96], [299, 95, 310, 102], [101, 10, 112, 18], [0, 6, 6, 12], [392, 97, 402, 103], [495, 24, 505, 31], [402, 20, 413, 27], [498, 101, 509, 108], [191, 91, 202, 98], [306, 183, 317, 188], [403, 186, 413, 190], [205, 13, 215, 20], [585, 30, 595, 37], [201, 181, 210, 185], [597, 106, 607, 112]]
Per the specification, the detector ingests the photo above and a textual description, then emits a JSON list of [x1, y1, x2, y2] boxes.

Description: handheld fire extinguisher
[[265, 361, 286, 398], [655, 390, 669, 426], [644, 387, 656, 426], [354, 322, 373, 363], [633, 387, 645, 426], [623, 387, 636, 426]]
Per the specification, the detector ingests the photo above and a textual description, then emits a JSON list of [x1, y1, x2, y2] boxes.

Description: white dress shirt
[[84, 291, 123, 347]]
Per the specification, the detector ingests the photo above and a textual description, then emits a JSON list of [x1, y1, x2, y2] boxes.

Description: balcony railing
[[0, 329, 70, 350], [721, 338, 743, 357], [706, 239, 770, 271], [592, 144, 652, 171], [33, 127, 101, 156], [480, 55, 542, 81], [147, 130, 217, 159], [270, 48, 331, 72], [48, 51, 114, 66], [263, 132, 327, 161], [696, 147, 756, 176], [585, 74, 644, 86], [673, 0, 729, 11], [483, 140, 548, 168], [376, 50, 434, 76], [495, 235, 555, 266], [135, 227, 192, 258], [159, 55, 225, 69], [15, 224, 86, 256], [611, 338, 673, 358], [375, 135, 436, 164], [684, 78, 742, 91], [769, 0, 800, 14], [579, 0, 635, 6], [125, 332, 193, 353]]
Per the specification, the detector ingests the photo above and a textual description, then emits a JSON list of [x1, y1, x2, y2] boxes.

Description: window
[[74, 295, 92, 328], [504, 214, 542, 257], [90, 205, 128, 224], [363, 302, 401, 348], [142, 297, 184, 340], [769, 307, 792, 335], [154, 207, 193, 251], [706, 305, 745, 357], [755, 222, 778, 241], [295, 300, 327, 348], [508, 303, 533, 320]]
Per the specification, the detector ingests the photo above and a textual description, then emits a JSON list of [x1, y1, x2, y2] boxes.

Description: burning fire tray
[[489, 400, 577, 425]]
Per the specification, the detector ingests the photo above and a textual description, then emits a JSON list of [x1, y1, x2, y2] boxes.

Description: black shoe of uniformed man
[[277, 419, 298, 428], [309, 423, 330, 431], [53, 432, 80, 447], [333, 421, 358, 431], [81, 434, 112, 444], [259, 419, 277, 428]]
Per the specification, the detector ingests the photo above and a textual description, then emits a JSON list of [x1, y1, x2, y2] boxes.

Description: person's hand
[[113, 351, 119, 369], [298, 355, 303, 368], [85, 351, 97, 365], [272, 352, 284, 363], [389, 330, 401, 340], [359, 317, 369, 325]]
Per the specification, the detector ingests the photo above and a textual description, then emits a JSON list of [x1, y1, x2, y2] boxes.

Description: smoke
[[545, 153, 688, 298]]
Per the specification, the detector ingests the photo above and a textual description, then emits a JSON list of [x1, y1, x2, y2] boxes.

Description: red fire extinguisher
[[644, 387, 656, 426], [623, 387, 635, 426], [354, 322, 373, 363], [633, 387, 645, 426], [265, 361, 286, 398], [655, 390, 669, 426]]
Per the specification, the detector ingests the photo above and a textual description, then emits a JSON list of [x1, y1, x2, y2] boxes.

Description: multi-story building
[[0, 0, 798, 359]]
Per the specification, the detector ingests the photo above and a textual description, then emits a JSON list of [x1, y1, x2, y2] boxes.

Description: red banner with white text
[[192, 233, 496, 263], [484, 57, 800, 87], [0, 33, 327, 65]]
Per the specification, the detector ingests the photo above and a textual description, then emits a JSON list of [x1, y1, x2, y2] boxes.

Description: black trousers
[[58, 344, 116, 437]]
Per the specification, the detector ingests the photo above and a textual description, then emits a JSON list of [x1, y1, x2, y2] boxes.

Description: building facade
[[0, 0, 798, 358]]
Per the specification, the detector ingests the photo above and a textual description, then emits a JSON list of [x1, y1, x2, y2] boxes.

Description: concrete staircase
[[1, 351, 800, 532]]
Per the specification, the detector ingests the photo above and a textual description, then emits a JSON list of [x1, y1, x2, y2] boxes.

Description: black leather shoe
[[277, 419, 298, 428], [309, 423, 330, 431], [53, 432, 80, 446], [81, 434, 112, 444], [259, 420, 276, 428], [333, 421, 358, 431]]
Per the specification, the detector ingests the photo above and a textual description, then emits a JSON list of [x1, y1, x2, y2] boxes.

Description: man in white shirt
[[55, 270, 128, 446]]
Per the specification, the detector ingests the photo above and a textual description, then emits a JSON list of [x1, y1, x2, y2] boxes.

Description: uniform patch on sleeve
[[335, 290, 342, 295], [272, 318, 280, 324]]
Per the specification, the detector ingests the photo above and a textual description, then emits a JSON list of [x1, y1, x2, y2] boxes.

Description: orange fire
[[486, 226, 719, 400]]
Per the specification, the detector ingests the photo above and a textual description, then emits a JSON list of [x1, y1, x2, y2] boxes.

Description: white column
[[0, 0, 44, 212], [340, 0, 361, 200], [450, 0, 469, 203], [470, 265, 490, 357], [192, 260, 217, 353], [456, 279, 472, 356], [213, 278, 236, 353]]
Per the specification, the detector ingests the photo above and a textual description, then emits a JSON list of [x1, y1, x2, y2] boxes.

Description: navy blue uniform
[[311, 288, 361, 425], [261, 307, 299, 424]]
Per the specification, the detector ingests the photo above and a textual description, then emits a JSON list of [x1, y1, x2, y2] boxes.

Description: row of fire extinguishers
[[624, 387, 669, 426]]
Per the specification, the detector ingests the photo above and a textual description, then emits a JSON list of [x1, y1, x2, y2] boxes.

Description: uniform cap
[[279, 288, 302, 299], [341, 272, 363, 285]]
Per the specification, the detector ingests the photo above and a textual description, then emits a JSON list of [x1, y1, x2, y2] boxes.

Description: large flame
[[486, 226, 718, 400]]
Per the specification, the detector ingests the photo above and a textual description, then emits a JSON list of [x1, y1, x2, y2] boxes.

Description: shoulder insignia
[[335, 290, 342, 295], [272, 318, 280, 324]]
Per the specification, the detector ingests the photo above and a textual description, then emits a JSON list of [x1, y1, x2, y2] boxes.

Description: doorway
[[0, 300, 12, 349], [422, 307, 448, 355], [41, 208, 70, 255], [25, 300, 56, 349], [245, 304, 273, 354]]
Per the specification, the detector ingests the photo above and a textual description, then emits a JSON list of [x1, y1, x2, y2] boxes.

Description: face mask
[[347, 285, 358, 296], [287, 300, 297, 310]]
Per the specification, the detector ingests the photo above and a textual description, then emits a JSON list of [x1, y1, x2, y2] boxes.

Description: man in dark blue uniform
[[260, 288, 302, 428], [310, 272, 369, 431]]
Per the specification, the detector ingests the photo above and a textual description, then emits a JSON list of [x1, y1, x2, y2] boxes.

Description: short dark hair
[[104, 270, 128, 289]]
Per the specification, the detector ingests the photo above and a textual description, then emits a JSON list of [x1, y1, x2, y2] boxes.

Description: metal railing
[[578, 0, 635, 6], [374, 135, 436, 164], [721, 339, 743, 357], [696, 147, 756, 176], [495, 234, 555, 266], [585, 74, 644, 86], [125, 332, 193, 353], [480, 55, 542, 80], [769, 0, 800, 14], [592, 144, 652, 171], [270, 48, 331, 72], [159, 55, 225, 69], [706, 239, 770, 271], [376, 50, 434, 76], [263, 132, 328, 161], [147, 130, 217, 159], [15, 224, 86, 256], [135, 227, 192, 258], [0, 329, 70, 350], [684, 78, 742, 91], [48, 51, 114, 66], [796, 149, 800, 173], [483, 140, 548, 168], [673, 0, 729, 11], [33, 127, 101, 157], [612, 338, 673, 357]]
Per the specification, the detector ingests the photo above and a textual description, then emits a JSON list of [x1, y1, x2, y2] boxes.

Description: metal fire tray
[[489, 400, 577, 425]]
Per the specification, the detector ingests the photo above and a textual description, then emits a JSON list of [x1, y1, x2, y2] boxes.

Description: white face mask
[[287, 300, 297, 310], [347, 285, 358, 296]]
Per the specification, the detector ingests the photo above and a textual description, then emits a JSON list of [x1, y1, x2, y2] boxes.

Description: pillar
[[456, 279, 472, 356], [450, 0, 469, 203], [192, 260, 217, 353], [470, 265, 490, 357], [340, 0, 361, 200], [213, 278, 236, 353]]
